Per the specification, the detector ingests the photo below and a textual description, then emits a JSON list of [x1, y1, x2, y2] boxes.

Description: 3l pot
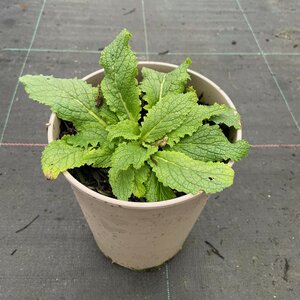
[[48, 62, 242, 270]]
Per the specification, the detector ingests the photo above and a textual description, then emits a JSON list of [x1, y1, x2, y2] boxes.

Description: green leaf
[[107, 119, 140, 142], [167, 104, 202, 146], [109, 166, 135, 200], [132, 165, 150, 198], [111, 142, 158, 171], [140, 58, 191, 109], [145, 171, 176, 202], [82, 146, 114, 168], [19, 75, 111, 129], [62, 124, 108, 148], [167, 103, 241, 146], [172, 124, 250, 162], [97, 101, 119, 125], [100, 29, 141, 122], [140, 92, 198, 143], [41, 140, 88, 179], [149, 151, 234, 194], [208, 105, 241, 129], [197, 103, 230, 121]]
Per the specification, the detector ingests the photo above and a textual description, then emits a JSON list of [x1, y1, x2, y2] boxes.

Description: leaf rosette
[[20, 29, 250, 202]]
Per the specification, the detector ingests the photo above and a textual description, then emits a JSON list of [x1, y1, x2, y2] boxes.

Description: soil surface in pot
[[59, 95, 232, 202]]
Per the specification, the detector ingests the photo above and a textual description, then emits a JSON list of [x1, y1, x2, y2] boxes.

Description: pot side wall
[[72, 186, 207, 270]]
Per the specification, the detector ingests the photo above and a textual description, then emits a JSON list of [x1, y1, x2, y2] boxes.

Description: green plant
[[20, 29, 250, 202]]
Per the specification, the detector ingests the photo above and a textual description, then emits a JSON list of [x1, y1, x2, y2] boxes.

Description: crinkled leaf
[[82, 146, 114, 168], [62, 124, 108, 148], [100, 29, 140, 122], [197, 103, 231, 121], [96, 101, 119, 125], [109, 166, 135, 200], [140, 92, 198, 143], [149, 151, 234, 194], [145, 171, 176, 202], [209, 105, 241, 129], [167, 103, 240, 146], [172, 124, 250, 162], [111, 142, 158, 171], [19, 75, 111, 129], [107, 119, 140, 142], [167, 104, 202, 147], [42, 140, 88, 179], [132, 165, 150, 198], [140, 58, 191, 109]]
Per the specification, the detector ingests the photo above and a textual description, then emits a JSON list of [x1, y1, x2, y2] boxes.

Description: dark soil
[[69, 164, 184, 201], [59, 120, 76, 138], [69, 166, 113, 197]]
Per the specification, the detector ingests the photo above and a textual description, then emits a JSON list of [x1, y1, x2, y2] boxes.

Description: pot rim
[[48, 61, 242, 210]]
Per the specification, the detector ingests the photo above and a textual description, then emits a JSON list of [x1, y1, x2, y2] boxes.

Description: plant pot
[[48, 62, 242, 270]]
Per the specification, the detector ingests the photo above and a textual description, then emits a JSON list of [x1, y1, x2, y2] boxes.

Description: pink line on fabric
[[0, 143, 47, 147], [251, 144, 300, 148], [1, 143, 300, 148]]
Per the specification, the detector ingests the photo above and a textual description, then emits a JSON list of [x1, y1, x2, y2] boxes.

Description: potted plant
[[20, 29, 250, 270]]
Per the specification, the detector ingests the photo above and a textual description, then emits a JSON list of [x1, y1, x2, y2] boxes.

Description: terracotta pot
[[48, 62, 242, 270]]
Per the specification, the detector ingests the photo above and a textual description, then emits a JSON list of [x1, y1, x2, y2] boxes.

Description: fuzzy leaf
[[19, 75, 113, 129], [132, 165, 150, 198], [42, 140, 88, 179], [140, 58, 191, 109], [149, 151, 234, 194], [107, 119, 140, 142], [140, 92, 198, 143], [111, 142, 158, 171], [209, 106, 241, 129], [100, 29, 140, 122], [197, 103, 231, 121], [172, 125, 250, 162], [82, 146, 114, 168], [167, 104, 202, 146], [109, 166, 135, 200], [96, 101, 119, 125], [62, 124, 108, 148], [145, 171, 176, 202], [167, 104, 240, 146]]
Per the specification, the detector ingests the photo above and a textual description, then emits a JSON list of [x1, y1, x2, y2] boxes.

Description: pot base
[[72, 184, 208, 271], [95, 238, 183, 271]]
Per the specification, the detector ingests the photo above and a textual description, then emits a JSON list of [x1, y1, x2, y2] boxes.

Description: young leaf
[[42, 140, 88, 180], [100, 29, 141, 122], [140, 58, 191, 109], [208, 105, 241, 129], [167, 103, 241, 147], [172, 124, 250, 162], [19, 75, 109, 129], [107, 119, 140, 142], [82, 146, 114, 168], [197, 103, 232, 122], [140, 92, 198, 143], [62, 124, 108, 148], [111, 142, 158, 171], [132, 165, 151, 198], [167, 104, 203, 147], [149, 151, 234, 194], [96, 101, 119, 125], [145, 171, 176, 202], [109, 166, 135, 200]]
